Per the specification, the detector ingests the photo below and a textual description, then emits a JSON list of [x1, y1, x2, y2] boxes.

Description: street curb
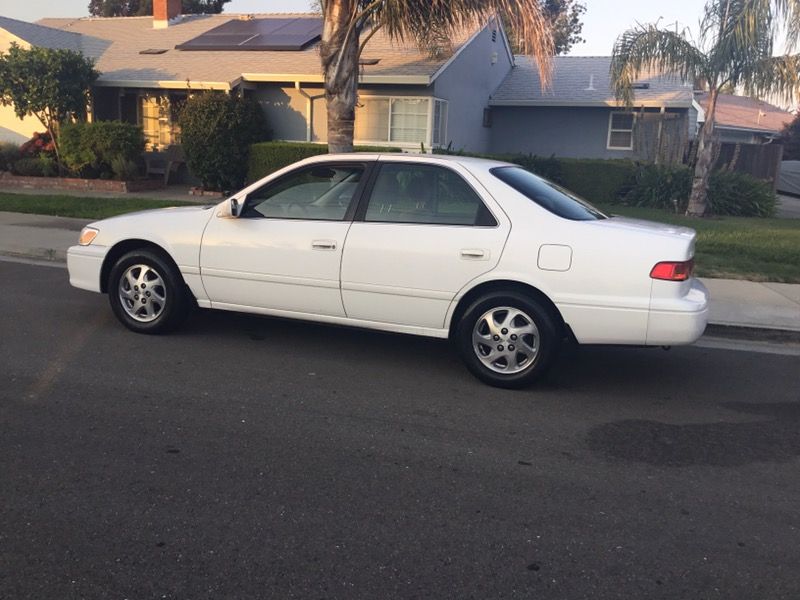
[[704, 323, 800, 344], [0, 252, 66, 268]]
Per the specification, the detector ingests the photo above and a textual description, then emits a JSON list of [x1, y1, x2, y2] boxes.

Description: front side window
[[607, 112, 635, 150], [491, 166, 606, 221], [243, 164, 364, 221], [364, 163, 497, 226]]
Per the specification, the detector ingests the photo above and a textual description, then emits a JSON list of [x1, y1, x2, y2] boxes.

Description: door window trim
[[352, 162, 499, 228], [240, 161, 376, 222]]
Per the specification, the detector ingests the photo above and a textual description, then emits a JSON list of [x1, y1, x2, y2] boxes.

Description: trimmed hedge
[[434, 148, 638, 204], [558, 158, 638, 204], [60, 121, 144, 180], [248, 141, 402, 182], [0, 142, 20, 171]]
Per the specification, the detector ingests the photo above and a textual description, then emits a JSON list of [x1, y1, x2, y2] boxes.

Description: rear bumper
[[67, 245, 107, 293], [646, 278, 709, 345]]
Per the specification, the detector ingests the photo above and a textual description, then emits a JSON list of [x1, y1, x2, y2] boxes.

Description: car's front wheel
[[455, 291, 560, 389], [108, 249, 189, 334]]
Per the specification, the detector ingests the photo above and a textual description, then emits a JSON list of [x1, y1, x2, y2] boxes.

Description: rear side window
[[491, 166, 607, 221], [364, 163, 497, 226]]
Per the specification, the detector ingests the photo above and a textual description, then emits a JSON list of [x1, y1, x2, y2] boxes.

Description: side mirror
[[217, 196, 241, 219]]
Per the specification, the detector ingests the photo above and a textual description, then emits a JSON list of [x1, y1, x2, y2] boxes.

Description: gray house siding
[[489, 106, 641, 159], [489, 106, 689, 161], [433, 25, 512, 152]]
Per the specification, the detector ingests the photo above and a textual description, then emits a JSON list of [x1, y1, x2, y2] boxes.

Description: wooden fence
[[712, 142, 784, 187]]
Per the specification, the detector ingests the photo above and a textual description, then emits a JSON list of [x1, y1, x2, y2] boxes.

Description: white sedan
[[68, 153, 708, 388]]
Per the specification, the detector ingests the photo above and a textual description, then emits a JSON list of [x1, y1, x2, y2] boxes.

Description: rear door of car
[[340, 158, 511, 329]]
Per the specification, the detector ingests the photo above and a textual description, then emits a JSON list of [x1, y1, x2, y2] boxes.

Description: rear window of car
[[491, 166, 607, 221]]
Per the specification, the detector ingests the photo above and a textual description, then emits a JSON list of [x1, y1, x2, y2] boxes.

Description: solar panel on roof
[[175, 18, 323, 51]]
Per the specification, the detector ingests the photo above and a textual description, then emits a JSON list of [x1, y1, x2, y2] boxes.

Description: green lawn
[[597, 204, 800, 283], [0, 192, 204, 220], [0, 192, 797, 283]]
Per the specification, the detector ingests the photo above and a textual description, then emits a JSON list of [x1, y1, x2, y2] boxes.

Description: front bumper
[[646, 278, 709, 345], [67, 244, 108, 293]]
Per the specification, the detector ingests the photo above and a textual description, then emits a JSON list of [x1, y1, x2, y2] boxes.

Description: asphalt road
[[2, 261, 799, 599]]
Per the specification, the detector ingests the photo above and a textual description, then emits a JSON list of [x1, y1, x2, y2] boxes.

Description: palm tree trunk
[[686, 88, 720, 216], [320, 0, 361, 153]]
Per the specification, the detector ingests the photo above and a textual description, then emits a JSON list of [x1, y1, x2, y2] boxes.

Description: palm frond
[[372, 0, 554, 86], [742, 53, 800, 102], [611, 25, 707, 106]]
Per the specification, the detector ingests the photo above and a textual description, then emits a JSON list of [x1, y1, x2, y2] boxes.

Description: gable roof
[[695, 92, 793, 135], [0, 15, 82, 52], [36, 13, 478, 90], [490, 55, 693, 108]]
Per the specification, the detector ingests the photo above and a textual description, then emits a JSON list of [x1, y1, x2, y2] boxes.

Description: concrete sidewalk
[[1, 210, 798, 335]]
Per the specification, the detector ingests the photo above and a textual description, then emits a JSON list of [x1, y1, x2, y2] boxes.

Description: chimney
[[154, 0, 182, 29]]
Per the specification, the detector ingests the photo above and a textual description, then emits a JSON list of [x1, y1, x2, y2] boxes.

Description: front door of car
[[200, 162, 369, 317], [340, 161, 511, 329]]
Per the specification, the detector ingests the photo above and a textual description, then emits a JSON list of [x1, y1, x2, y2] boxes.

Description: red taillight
[[650, 258, 694, 281]]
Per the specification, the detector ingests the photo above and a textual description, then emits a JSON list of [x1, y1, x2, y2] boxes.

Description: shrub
[[11, 157, 44, 176], [707, 171, 777, 217], [623, 164, 776, 217], [0, 142, 20, 171], [59, 121, 144, 180], [247, 141, 403, 182], [625, 164, 692, 211], [179, 92, 269, 191]]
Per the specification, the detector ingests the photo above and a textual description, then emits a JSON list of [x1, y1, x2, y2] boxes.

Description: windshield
[[491, 166, 607, 221]]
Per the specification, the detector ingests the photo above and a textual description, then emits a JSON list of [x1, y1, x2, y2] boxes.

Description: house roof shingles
[[36, 14, 475, 89], [0, 15, 82, 52], [490, 55, 693, 108], [695, 91, 793, 135]]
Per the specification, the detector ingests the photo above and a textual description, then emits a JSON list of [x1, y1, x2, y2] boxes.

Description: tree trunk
[[686, 87, 719, 217], [320, 0, 361, 153]]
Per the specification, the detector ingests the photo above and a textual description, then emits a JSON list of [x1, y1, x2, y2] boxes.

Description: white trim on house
[[94, 79, 236, 90], [606, 111, 635, 150], [242, 73, 432, 85], [692, 98, 706, 123]]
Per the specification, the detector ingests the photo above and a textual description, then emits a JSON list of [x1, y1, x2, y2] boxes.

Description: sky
[[1, 0, 711, 56]]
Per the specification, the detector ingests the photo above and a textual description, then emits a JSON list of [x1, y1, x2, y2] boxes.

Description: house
[[695, 92, 794, 144], [487, 55, 700, 163], [2, 1, 704, 163], [1, 0, 513, 153]]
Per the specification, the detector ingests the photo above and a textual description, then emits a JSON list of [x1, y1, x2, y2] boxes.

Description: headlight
[[78, 227, 99, 246]]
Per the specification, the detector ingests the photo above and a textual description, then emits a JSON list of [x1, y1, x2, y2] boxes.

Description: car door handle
[[312, 240, 337, 251], [460, 248, 488, 260]]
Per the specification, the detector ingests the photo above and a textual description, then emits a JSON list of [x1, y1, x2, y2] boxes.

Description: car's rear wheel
[[455, 291, 560, 388], [108, 249, 189, 334]]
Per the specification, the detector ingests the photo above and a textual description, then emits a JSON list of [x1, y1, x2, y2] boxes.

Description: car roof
[[314, 152, 516, 169]]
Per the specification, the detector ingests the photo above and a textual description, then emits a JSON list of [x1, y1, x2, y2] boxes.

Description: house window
[[607, 112, 635, 150], [354, 96, 448, 147], [432, 100, 448, 146], [140, 93, 183, 150]]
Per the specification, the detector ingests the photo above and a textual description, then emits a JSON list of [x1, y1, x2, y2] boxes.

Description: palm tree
[[319, 0, 554, 153], [610, 0, 800, 216]]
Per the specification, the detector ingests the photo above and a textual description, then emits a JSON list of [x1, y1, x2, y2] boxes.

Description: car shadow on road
[[586, 402, 800, 467]]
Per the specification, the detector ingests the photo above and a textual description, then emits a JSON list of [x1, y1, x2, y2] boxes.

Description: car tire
[[455, 291, 560, 389], [108, 249, 189, 334]]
